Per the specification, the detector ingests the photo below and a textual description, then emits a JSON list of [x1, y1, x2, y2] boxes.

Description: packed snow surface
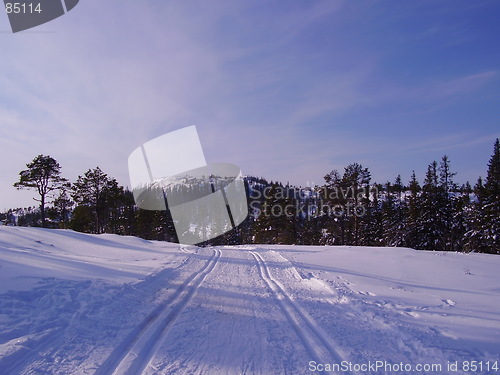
[[0, 226, 499, 374]]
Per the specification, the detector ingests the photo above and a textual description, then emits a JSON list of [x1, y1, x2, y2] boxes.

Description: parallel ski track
[[95, 248, 222, 375], [250, 251, 356, 375]]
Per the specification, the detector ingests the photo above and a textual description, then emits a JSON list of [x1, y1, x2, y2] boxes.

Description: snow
[[0, 227, 499, 374], [0, 227, 189, 293]]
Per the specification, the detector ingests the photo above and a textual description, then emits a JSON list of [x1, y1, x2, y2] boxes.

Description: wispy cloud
[[430, 71, 497, 98]]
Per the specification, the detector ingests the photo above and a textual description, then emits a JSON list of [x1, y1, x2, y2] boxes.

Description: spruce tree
[[394, 175, 404, 200], [464, 139, 500, 253], [412, 161, 451, 251], [464, 177, 488, 252], [415, 162, 439, 249], [404, 171, 420, 248], [360, 188, 383, 246], [481, 139, 500, 253], [439, 155, 457, 193], [438, 156, 460, 251], [382, 179, 407, 247]]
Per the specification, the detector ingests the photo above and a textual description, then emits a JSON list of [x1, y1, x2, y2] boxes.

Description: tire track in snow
[[94, 248, 221, 375], [250, 251, 357, 375]]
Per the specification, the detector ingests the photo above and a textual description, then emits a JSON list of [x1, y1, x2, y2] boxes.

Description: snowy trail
[[250, 251, 355, 375], [145, 248, 319, 374], [95, 248, 221, 375], [1, 228, 499, 375]]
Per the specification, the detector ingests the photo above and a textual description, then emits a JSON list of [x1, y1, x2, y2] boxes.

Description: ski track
[[250, 251, 356, 375], [2, 233, 498, 375], [94, 248, 221, 375], [144, 248, 314, 375]]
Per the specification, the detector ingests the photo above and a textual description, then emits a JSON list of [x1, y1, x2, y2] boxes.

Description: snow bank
[[0, 226, 187, 293]]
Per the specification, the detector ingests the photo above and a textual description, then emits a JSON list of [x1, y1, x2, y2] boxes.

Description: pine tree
[[13, 155, 68, 227], [71, 167, 120, 234], [70, 205, 94, 233], [53, 188, 74, 228], [295, 188, 323, 245], [323, 169, 345, 244], [119, 189, 137, 236], [253, 184, 297, 244], [342, 163, 371, 246]]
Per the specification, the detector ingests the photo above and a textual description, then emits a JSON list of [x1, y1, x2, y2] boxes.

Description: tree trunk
[[40, 194, 46, 228]]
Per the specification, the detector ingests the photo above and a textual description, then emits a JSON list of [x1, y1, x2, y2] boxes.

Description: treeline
[[3, 139, 499, 254], [247, 139, 499, 254], [5, 159, 178, 242]]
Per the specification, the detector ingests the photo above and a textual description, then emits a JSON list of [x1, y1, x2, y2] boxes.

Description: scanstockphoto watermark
[[309, 360, 443, 373], [308, 360, 500, 373], [249, 185, 379, 220]]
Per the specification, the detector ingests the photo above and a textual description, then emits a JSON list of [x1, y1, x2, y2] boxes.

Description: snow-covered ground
[[0, 227, 499, 374]]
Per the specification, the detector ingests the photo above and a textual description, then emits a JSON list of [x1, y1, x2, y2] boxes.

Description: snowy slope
[[0, 227, 499, 374]]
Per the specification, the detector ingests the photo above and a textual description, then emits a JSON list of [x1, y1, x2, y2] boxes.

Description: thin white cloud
[[430, 71, 497, 98]]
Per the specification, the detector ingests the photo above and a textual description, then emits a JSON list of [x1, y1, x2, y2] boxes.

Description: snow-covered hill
[[0, 227, 499, 374]]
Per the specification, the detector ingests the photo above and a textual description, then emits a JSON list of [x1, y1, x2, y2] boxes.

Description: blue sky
[[1, 0, 499, 209]]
